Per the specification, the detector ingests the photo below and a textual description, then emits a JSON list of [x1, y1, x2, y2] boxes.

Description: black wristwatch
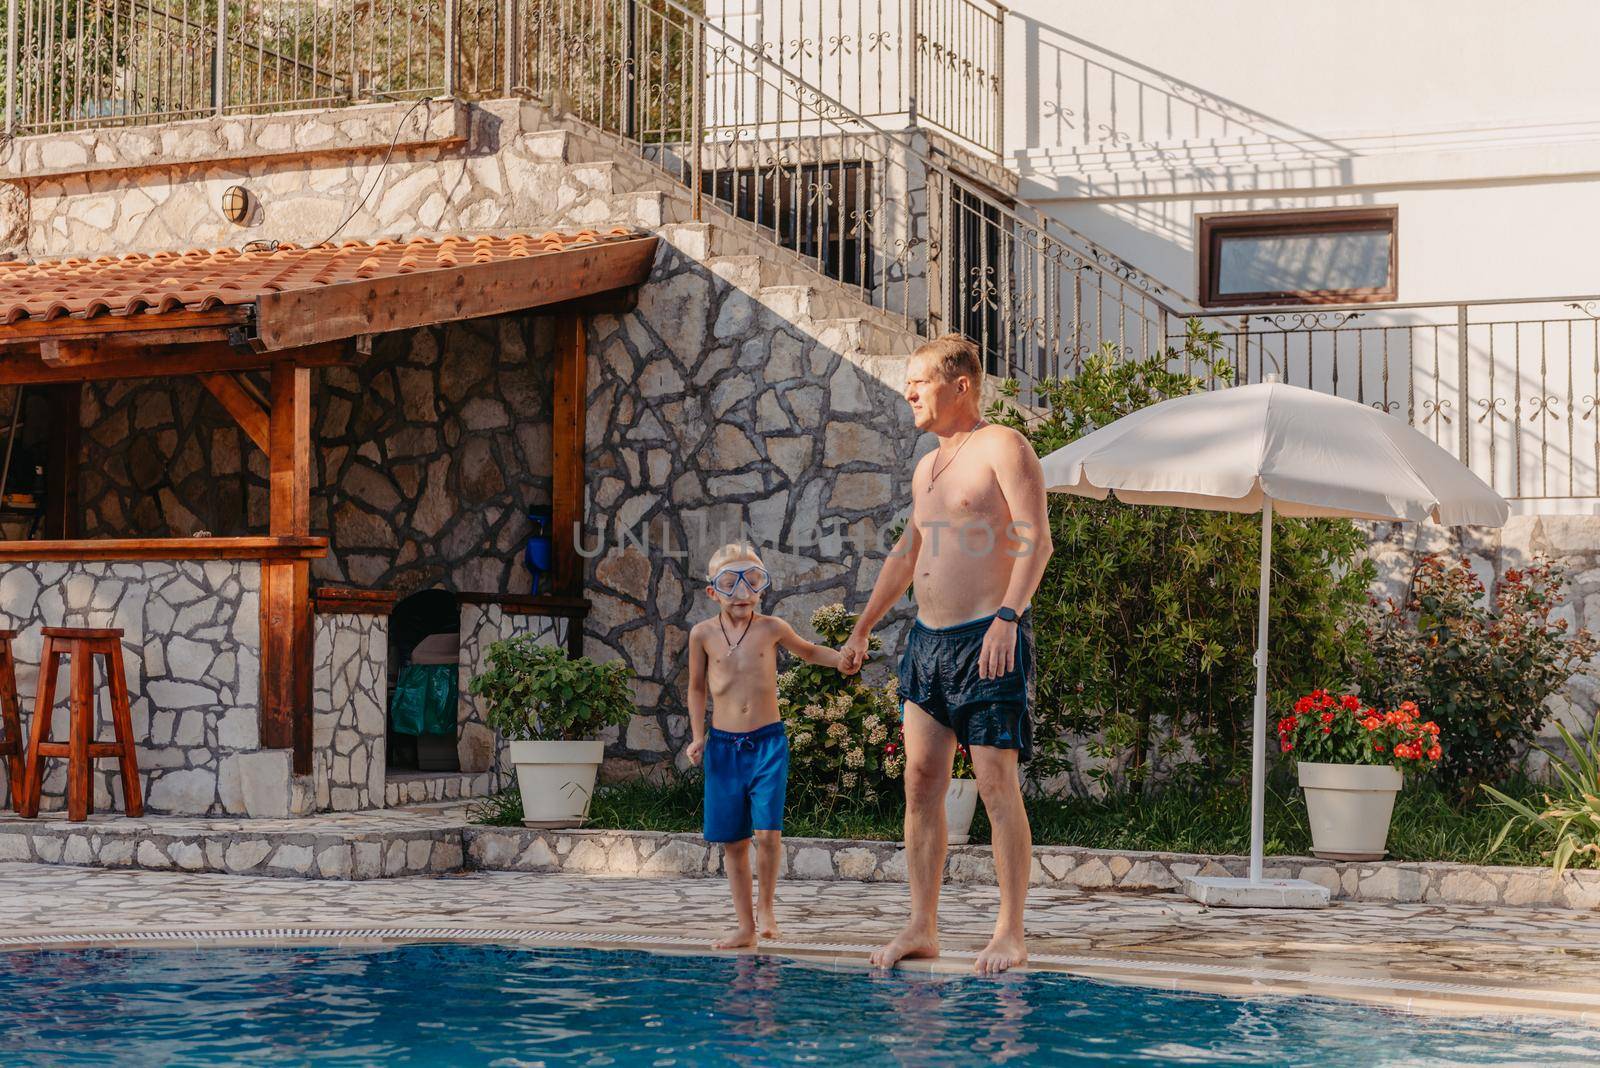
[[995, 606, 1020, 623]]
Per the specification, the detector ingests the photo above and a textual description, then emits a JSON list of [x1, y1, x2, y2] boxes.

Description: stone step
[[0, 807, 470, 881], [384, 770, 500, 808]]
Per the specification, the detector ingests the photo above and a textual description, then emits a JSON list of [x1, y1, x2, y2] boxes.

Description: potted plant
[[468, 635, 634, 828], [946, 745, 979, 844], [1278, 689, 1442, 860]]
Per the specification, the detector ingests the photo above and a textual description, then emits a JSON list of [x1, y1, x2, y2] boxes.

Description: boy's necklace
[[928, 419, 985, 490], [718, 613, 754, 658]]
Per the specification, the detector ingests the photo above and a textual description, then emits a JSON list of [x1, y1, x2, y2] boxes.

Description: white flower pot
[[509, 740, 605, 828], [946, 778, 979, 845], [1298, 761, 1403, 861]]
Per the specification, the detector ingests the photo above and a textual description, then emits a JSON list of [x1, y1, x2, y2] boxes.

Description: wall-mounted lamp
[[220, 185, 252, 225]]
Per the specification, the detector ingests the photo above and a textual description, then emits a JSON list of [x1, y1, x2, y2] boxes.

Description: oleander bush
[[1357, 554, 1598, 800]]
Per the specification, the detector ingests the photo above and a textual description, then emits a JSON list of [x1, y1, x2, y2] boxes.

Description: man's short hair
[[707, 542, 761, 578], [912, 333, 983, 388]]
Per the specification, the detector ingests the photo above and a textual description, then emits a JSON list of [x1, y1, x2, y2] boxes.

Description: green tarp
[[389, 663, 458, 737]]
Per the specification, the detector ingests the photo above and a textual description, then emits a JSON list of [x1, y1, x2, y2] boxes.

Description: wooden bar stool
[[0, 630, 25, 811], [20, 627, 143, 821]]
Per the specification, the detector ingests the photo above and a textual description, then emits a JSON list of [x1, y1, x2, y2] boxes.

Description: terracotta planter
[[1298, 761, 1403, 861], [509, 739, 604, 828], [946, 778, 979, 844]]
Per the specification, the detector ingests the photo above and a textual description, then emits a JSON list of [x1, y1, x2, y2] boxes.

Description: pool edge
[[1, 924, 1594, 1025]]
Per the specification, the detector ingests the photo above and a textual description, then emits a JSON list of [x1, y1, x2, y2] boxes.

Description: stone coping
[[1, 99, 469, 182], [3, 806, 1596, 909], [1, 926, 1593, 1023]]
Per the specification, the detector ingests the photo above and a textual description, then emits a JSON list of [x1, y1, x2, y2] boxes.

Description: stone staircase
[[508, 102, 925, 389]]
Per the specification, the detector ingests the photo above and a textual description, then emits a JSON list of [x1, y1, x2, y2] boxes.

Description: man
[[841, 333, 1052, 976]]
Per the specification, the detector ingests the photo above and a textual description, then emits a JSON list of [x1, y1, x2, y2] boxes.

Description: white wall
[[1003, 0, 1600, 303]]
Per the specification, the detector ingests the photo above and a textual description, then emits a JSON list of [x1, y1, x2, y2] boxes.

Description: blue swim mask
[[710, 564, 771, 596]]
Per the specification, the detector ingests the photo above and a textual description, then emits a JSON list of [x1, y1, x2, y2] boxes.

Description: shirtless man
[[840, 334, 1053, 975]]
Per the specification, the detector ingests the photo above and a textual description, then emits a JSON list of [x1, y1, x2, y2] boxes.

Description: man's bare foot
[[869, 924, 940, 969], [973, 931, 1027, 975], [713, 926, 758, 950], [757, 908, 782, 940]]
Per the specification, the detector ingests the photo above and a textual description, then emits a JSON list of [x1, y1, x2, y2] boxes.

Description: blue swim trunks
[[703, 721, 789, 843], [897, 611, 1034, 761]]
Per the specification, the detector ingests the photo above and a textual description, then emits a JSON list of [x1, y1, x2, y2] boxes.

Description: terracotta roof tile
[[0, 229, 640, 327]]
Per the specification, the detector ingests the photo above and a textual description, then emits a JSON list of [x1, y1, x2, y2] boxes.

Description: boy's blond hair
[[707, 542, 762, 579], [912, 332, 983, 388]]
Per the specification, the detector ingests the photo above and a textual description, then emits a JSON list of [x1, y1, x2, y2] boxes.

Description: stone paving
[[1, 862, 1597, 1021]]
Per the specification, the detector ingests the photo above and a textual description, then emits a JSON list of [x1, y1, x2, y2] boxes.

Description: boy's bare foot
[[757, 908, 781, 940], [868, 923, 939, 969], [973, 931, 1027, 975], [713, 926, 758, 950]]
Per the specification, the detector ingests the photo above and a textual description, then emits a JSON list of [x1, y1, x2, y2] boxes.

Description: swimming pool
[[1, 942, 1592, 1065]]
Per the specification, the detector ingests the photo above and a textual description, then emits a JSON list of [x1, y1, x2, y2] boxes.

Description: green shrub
[[778, 604, 903, 815], [467, 636, 635, 742], [989, 326, 1373, 791], [1486, 717, 1600, 873], [1357, 554, 1598, 800]]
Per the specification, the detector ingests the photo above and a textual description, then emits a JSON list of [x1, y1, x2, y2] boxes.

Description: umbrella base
[[1181, 875, 1331, 909]]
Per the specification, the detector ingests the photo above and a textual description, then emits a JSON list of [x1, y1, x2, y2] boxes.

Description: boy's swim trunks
[[703, 721, 789, 842]]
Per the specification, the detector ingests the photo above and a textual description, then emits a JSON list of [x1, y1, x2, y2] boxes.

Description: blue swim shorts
[[703, 721, 789, 843], [897, 611, 1034, 761]]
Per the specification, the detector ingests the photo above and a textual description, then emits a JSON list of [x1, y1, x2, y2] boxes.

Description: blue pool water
[[0, 943, 1593, 1066]]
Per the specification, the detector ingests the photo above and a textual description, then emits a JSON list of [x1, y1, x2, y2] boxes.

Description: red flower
[[1423, 721, 1440, 736], [1427, 744, 1442, 761], [1362, 716, 1381, 731], [1294, 696, 1314, 715], [1341, 694, 1361, 711], [1320, 711, 1336, 725], [1373, 743, 1386, 753]]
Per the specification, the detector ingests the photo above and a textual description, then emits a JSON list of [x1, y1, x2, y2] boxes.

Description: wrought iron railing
[[1179, 298, 1600, 501]]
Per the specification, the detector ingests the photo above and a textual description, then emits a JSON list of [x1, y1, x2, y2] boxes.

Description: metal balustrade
[[5, 0, 1597, 499]]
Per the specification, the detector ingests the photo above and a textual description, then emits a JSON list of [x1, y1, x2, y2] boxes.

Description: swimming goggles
[[710, 565, 772, 596]]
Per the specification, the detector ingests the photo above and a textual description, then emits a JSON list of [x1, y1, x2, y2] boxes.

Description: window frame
[[1196, 206, 1398, 308]]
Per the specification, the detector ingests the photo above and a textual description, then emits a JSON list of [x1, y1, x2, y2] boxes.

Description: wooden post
[[551, 313, 588, 597], [260, 361, 314, 774], [42, 383, 81, 538]]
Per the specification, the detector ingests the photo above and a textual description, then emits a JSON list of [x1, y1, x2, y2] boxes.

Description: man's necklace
[[928, 419, 986, 490], [718, 613, 754, 659]]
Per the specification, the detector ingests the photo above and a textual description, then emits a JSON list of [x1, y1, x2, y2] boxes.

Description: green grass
[[470, 774, 1553, 868]]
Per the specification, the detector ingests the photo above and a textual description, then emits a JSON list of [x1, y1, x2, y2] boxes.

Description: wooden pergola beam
[[198, 373, 270, 453], [254, 236, 658, 350], [0, 308, 249, 346], [0, 339, 349, 385], [259, 361, 313, 772], [551, 312, 587, 597]]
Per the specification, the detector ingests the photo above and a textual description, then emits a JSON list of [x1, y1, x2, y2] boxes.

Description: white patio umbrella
[[1040, 378, 1508, 907]]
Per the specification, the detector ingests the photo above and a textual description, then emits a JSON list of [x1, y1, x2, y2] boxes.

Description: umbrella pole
[[1250, 498, 1273, 884]]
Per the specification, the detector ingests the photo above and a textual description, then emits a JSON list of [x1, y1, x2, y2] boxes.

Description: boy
[[686, 543, 852, 949]]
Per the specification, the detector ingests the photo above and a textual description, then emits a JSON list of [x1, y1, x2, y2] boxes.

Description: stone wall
[[312, 612, 389, 812], [456, 603, 569, 778], [80, 314, 557, 595], [576, 234, 924, 773], [0, 560, 304, 817]]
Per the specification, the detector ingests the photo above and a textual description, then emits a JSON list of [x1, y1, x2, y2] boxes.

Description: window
[[1197, 207, 1397, 307]]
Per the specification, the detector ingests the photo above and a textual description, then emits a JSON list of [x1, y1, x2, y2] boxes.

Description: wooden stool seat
[[20, 626, 142, 821], [0, 630, 23, 811], [39, 626, 124, 641]]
